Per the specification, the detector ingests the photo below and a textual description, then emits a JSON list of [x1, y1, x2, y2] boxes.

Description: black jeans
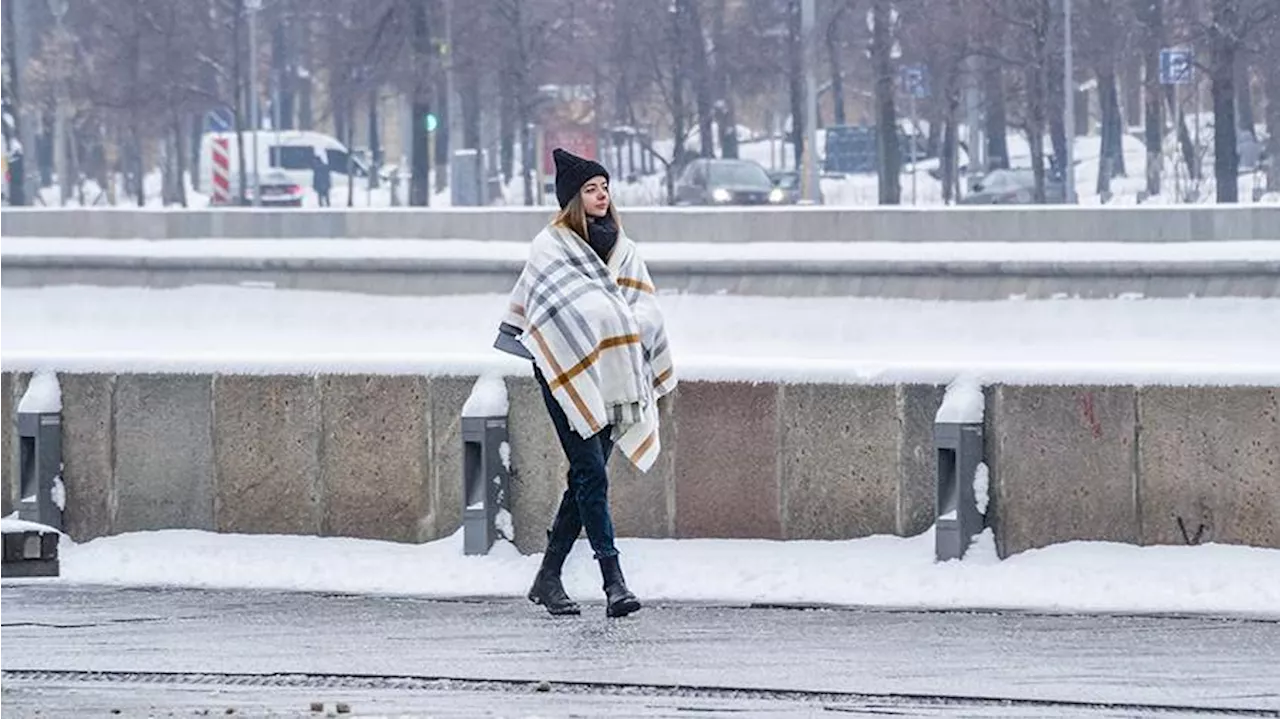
[[535, 366, 619, 559]]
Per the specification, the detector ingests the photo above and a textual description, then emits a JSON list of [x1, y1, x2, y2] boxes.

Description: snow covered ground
[[5, 525, 1277, 619], [4, 286, 1279, 384]]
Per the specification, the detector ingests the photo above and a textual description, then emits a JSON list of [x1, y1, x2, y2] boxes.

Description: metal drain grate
[[4, 670, 1277, 717]]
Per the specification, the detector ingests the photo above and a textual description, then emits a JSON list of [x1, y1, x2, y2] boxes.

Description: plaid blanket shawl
[[500, 224, 676, 472]]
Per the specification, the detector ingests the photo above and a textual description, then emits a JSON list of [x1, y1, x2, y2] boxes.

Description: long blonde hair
[[552, 193, 623, 242]]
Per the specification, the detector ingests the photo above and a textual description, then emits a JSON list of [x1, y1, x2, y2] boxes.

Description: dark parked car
[[673, 159, 792, 206]]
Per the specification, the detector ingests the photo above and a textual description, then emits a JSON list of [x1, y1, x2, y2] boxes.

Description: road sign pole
[[1159, 47, 1195, 204]]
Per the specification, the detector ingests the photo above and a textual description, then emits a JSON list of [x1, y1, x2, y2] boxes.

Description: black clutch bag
[[493, 322, 534, 360]]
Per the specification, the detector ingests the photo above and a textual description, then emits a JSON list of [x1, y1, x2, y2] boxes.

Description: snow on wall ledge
[[3, 369, 1276, 559], [4, 287, 1280, 386]]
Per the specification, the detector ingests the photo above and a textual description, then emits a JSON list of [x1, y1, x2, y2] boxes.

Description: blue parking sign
[[1159, 49, 1193, 85], [900, 65, 928, 99]]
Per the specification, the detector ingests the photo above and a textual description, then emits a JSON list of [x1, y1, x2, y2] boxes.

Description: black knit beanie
[[553, 148, 609, 210]]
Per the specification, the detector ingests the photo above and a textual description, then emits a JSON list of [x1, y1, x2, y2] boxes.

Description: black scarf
[[586, 215, 618, 263]]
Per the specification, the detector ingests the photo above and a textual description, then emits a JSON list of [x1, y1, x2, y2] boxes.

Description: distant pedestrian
[[494, 148, 677, 618], [312, 151, 331, 207]]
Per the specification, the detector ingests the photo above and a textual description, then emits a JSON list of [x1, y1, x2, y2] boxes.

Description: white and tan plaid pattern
[[501, 225, 676, 472]]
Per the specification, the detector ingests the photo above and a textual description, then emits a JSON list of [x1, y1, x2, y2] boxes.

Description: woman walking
[[494, 148, 677, 618]]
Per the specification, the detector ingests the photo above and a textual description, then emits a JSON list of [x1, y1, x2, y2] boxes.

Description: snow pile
[[0, 517, 62, 535], [494, 509, 515, 542], [18, 528, 1278, 618], [461, 373, 508, 418], [52, 474, 67, 512], [936, 376, 984, 423], [17, 370, 62, 413], [974, 462, 990, 515]]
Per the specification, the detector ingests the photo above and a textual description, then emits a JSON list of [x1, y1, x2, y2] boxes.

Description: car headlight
[[769, 188, 786, 203], [712, 188, 731, 202]]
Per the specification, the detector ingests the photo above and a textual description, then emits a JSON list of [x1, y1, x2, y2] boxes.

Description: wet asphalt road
[[2, 583, 1278, 718]]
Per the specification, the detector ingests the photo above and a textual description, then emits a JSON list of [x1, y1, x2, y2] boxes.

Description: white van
[[197, 130, 371, 196]]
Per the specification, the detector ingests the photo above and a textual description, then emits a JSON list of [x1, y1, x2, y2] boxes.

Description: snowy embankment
[[4, 527, 1275, 619], [4, 282, 1278, 616]]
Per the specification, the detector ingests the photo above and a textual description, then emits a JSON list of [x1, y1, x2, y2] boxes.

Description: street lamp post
[[247, 0, 262, 206]]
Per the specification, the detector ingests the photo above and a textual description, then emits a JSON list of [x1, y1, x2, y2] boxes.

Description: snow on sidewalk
[[10, 528, 1278, 619]]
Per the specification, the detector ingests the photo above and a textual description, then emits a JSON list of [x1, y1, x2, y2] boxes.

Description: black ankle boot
[[528, 548, 580, 616], [598, 555, 641, 618]]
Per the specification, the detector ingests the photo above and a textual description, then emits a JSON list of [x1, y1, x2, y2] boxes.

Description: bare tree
[[1135, 0, 1164, 195], [871, 0, 901, 204], [1205, 0, 1276, 201], [1080, 0, 1132, 197], [1263, 13, 1280, 191], [825, 0, 852, 126]]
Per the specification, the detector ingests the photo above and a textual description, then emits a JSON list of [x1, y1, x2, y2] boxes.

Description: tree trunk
[[926, 108, 942, 158], [1097, 71, 1113, 196], [671, 1, 688, 168], [1122, 56, 1143, 128], [1209, 0, 1238, 203], [297, 17, 313, 130], [333, 102, 348, 154], [500, 69, 514, 181], [435, 75, 449, 193], [718, 83, 740, 159], [787, 0, 804, 170], [173, 113, 188, 207], [1265, 56, 1280, 191], [1096, 67, 1126, 195], [272, 20, 294, 130], [2, 0, 26, 205], [1027, 60, 1048, 203], [984, 61, 1010, 170], [1234, 52, 1254, 136], [346, 111, 355, 207], [827, 8, 847, 126], [942, 100, 959, 204], [1045, 1, 1068, 181], [368, 92, 381, 190], [1165, 85, 1199, 179], [519, 120, 534, 206], [686, 0, 715, 157], [872, 0, 901, 204], [410, 0, 433, 206], [713, 0, 739, 159], [1138, 0, 1163, 196], [462, 67, 482, 149]]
